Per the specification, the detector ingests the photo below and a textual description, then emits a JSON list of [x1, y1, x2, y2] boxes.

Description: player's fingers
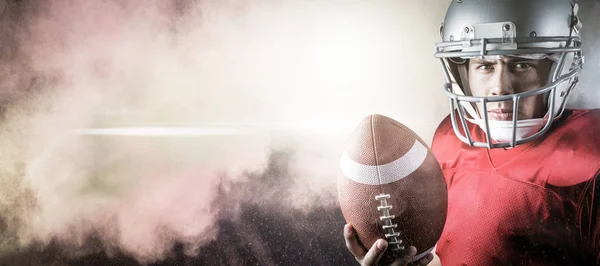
[[344, 224, 368, 259], [389, 246, 418, 266], [362, 239, 388, 266]]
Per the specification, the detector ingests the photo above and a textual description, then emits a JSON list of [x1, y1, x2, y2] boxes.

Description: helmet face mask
[[434, 0, 584, 149]]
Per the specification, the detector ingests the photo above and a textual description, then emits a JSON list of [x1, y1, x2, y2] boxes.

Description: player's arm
[[343, 224, 436, 266]]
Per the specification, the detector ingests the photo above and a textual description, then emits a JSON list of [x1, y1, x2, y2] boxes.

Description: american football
[[338, 114, 448, 262]]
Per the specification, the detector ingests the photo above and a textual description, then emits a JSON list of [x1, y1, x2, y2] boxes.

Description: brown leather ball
[[338, 114, 448, 262]]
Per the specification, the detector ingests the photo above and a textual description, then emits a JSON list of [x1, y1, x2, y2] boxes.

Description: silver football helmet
[[434, 0, 584, 149]]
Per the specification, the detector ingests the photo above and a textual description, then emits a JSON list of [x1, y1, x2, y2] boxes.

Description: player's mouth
[[487, 109, 515, 121]]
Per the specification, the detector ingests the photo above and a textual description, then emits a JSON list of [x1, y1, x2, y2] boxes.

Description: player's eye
[[512, 62, 533, 71], [475, 64, 494, 72]]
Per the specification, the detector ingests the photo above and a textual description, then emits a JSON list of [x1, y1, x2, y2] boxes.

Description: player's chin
[[486, 112, 532, 121]]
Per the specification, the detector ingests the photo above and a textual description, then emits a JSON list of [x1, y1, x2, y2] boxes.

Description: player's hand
[[344, 224, 434, 266]]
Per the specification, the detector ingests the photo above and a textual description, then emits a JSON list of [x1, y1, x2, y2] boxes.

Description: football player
[[343, 0, 600, 265]]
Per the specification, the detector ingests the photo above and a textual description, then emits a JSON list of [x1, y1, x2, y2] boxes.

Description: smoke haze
[[0, 0, 453, 264]]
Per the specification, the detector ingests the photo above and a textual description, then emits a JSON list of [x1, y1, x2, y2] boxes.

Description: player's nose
[[488, 68, 515, 96]]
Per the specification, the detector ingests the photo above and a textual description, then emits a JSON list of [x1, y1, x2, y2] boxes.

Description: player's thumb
[[362, 239, 388, 266]]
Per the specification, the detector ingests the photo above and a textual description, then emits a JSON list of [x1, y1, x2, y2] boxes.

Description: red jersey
[[431, 109, 600, 265]]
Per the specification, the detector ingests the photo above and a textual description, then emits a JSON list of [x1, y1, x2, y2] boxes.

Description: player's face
[[467, 56, 552, 121]]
